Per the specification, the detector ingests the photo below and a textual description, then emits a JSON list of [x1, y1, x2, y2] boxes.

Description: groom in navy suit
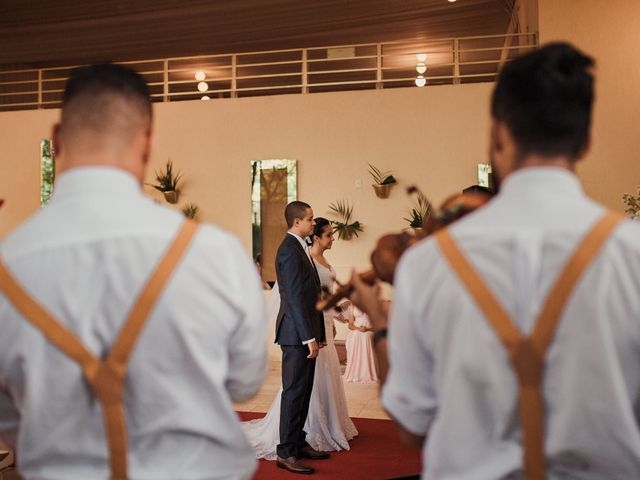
[[275, 201, 328, 474]]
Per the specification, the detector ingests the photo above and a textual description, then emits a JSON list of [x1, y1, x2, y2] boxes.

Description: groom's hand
[[307, 340, 319, 359]]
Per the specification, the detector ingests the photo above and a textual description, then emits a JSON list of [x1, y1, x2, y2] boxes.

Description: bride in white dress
[[242, 217, 358, 460]]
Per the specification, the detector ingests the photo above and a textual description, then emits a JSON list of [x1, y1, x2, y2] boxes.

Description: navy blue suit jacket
[[274, 234, 325, 346]]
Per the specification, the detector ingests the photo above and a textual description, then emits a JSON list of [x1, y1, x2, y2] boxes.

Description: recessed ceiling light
[[195, 71, 206, 81], [416, 53, 427, 62], [201, 95, 211, 101], [416, 63, 427, 74], [415, 76, 426, 87], [197, 81, 208, 92], [448, 0, 457, 3]]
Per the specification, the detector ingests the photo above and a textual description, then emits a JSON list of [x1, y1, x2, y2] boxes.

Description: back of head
[[311, 217, 331, 241], [491, 42, 594, 162], [285, 201, 311, 228], [59, 63, 152, 153]]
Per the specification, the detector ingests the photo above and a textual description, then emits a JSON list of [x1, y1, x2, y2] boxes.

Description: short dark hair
[[311, 217, 331, 243], [491, 42, 594, 161], [285, 201, 311, 228], [60, 63, 152, 142]]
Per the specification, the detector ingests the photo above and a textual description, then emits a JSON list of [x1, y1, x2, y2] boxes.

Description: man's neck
[[514, 154, 575, 172], [288, 229, 305, 238], [58, 154, 145, 185]]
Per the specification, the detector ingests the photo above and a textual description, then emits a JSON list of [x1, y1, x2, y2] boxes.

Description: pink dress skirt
[[343, 306, 378, 383]]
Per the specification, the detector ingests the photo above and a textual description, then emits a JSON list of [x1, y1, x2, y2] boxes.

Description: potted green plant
[[181, 203, 200, 220], [622, 186, 640, 220], [368, 163, 397, 199], [151, 159, 182, 203], [328, 200, 363, 240], [404, 192, 433, 233]]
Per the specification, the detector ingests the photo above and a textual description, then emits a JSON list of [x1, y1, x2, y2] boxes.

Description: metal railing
[[0, 32, 537, 111]]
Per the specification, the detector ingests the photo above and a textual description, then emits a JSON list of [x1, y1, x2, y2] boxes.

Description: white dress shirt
[[383, 168, 640, 479], [0, 167, 267, 480]]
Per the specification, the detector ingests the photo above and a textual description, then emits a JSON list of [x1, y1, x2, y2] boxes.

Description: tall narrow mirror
[[251, 159, 297, 285]]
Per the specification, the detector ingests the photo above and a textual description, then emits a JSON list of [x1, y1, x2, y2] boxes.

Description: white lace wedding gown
[[241, 261, 358, 460]]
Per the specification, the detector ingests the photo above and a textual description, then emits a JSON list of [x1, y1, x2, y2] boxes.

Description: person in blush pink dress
[[343, 305, 378, 383]]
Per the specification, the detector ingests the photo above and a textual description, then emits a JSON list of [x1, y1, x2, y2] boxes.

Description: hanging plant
[[622, 186, 640, 220], [181, 203, 200, 220], [404, 191, 434, 230], [368, 163, 397, 199], [328, 200, 363, 240], [150, 159, 182, 203]]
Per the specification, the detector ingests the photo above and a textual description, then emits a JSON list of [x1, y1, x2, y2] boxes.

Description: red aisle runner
[[238, 412, 422, 480]]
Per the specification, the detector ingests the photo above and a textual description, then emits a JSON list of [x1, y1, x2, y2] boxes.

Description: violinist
[[350, 42, 640, 479]]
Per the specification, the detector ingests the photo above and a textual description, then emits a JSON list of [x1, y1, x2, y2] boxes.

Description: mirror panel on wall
[[251, 159, 297, 285]]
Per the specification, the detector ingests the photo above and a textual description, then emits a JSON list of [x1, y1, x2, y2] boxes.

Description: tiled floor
[[234, 359, 389, 420]]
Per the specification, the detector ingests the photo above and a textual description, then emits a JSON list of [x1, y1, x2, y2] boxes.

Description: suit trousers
[[277, 344, 316, 459]]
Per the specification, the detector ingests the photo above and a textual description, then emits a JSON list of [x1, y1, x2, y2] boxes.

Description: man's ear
[[574, 134, 591, 162], [490, 119, 503, 155], [141, 128, 154, 166], [51, 123, 62, 157]]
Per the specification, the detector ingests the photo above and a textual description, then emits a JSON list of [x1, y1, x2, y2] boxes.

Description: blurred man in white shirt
[[0, 64, 267, 480], [351, 43, 640, 479]]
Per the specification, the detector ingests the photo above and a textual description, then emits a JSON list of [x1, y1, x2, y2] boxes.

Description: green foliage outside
[[41, 139, 55, 206]]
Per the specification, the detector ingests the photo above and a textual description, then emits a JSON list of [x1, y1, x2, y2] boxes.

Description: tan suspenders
[[435, 211, 622, 480], [0, 220, 199, 480]]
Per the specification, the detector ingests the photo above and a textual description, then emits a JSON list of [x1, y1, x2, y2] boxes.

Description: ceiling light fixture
[[448, 0, 457, 3], [201, 95, 211, 101], [415, 53, 428, 87], [195, 71, 206, 81], [197, 81, 209, 92]]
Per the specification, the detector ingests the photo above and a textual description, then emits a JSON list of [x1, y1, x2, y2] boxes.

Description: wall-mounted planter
[[372, 183, 392, 199], [163, 190, 179, 204]]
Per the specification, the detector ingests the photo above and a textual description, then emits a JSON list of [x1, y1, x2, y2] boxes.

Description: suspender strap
[[530, 212, 623, 354], [108, 220, 199, 366], [435, 211, 622, 480], [0, 219, 199, 480]]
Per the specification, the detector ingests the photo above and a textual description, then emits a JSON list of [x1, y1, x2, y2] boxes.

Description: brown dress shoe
[[276, 456, 315, 474], [299, 445, 330, 460]]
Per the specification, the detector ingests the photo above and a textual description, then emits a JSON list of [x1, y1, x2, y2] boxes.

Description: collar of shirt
[[287, 231, 310, 253], [48, 166, 143, 204], [498, 166, 583, 200]]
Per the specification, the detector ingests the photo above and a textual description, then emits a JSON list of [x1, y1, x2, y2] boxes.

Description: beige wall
[[2, 0, 638, 283], [0, 84, 491, 282], [539, 0, 640, 209], [0, 108, 58, 237]]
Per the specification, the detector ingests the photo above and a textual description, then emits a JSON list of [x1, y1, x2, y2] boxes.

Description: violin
[[316, 187, 493, 312]]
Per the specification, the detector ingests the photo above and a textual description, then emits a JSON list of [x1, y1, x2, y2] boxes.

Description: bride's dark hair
[[311, 217, 331, 243]]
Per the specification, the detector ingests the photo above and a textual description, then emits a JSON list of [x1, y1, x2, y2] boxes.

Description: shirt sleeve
[[381, 251, 438, 436], [224, 239, 268, 403]]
